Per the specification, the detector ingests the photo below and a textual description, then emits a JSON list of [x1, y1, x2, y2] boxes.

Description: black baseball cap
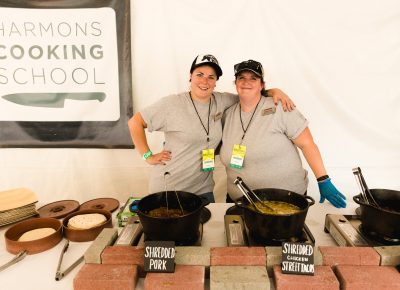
[[190, 54, 223, 79], [234, 59, 264, 78]]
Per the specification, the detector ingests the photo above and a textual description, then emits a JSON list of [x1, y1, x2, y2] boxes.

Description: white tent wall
[[1, 0, 399, 204]]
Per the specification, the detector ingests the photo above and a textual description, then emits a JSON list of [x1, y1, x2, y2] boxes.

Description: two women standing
[[128, 54, 294, 203]]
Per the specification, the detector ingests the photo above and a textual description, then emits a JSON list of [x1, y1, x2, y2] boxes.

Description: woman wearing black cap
[[128, 55, 294, 203], [220, 59, 347, 208]]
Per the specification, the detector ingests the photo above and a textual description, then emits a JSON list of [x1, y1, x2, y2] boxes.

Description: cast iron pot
[[353, 188, 400, 239], [235, 188, 315, 240], [137, 191, 209, 243]]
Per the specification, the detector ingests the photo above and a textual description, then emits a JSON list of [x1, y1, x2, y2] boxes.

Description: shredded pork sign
[[144, 241, 176, 273]]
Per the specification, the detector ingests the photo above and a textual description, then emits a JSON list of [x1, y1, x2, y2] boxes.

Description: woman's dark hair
[[261, 88, 269, 97]]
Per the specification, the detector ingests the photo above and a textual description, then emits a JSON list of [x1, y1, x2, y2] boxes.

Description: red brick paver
[[319, 246, 380, 266], [335, 265, 400, 290], [73, 264, 138, 290], [273, 265, 339, 290], [210, 246, 266, 266]]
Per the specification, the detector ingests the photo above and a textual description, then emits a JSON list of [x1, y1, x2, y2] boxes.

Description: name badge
[[229, 144, 246, 169], [202, 148, 215, 171], [214, 112, 222, 121], [261, 107, 276, 116]]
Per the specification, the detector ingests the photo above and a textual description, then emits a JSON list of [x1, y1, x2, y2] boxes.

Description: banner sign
[[0, 0, 133, 148]]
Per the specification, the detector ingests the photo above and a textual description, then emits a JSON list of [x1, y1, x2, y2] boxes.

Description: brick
[[374, 246, 400, 266], [144, 265, 205, 290], [210, 247, 266, 266], [210, 266, 270, 290], [84, 228, 118, 264], [319, 246, 380, 266], [265, 246, 322, 277], [101, 246, 145, 277], [73, 264, 138, 290], [273, 265, 339, 290], [175, 246, 210, 266], [335, 265, 400, 290]]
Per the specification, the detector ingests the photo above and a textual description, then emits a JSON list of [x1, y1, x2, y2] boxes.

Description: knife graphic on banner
[[1, 92, 106, 108]]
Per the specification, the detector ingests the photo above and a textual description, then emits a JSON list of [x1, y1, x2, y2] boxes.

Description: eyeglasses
[[234, 60, 264, 77]]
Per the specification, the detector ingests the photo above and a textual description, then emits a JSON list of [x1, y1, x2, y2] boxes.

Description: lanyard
[[239, 97, 262, 144], [189, 92, 212, 144]]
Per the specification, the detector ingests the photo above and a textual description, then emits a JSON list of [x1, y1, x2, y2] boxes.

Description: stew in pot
[[148, 207, 188, 218], [247, 201, 300, 215]]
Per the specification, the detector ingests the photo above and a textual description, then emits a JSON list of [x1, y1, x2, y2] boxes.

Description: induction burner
[[324, 214, 400, 247]]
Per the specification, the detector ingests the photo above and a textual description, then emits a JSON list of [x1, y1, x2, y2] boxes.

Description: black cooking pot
[[353, 188, 400, 239], [137, 191, 209, 243], [235, 188, 315, 240]]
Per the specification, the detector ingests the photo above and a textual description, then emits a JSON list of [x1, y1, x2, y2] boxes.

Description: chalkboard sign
[[144, 241, 175, 273], [281, 242, 314, 275]]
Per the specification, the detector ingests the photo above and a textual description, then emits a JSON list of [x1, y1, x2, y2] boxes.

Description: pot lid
[[37, 200, 80, 219], [79, 198, 120, 213]]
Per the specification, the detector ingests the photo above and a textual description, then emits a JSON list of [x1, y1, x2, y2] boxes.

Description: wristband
[[317, 175, 329, 182], [142, 150, 153, 160]]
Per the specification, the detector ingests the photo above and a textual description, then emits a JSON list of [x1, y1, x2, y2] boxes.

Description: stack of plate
[[0, 188, 38, 226]]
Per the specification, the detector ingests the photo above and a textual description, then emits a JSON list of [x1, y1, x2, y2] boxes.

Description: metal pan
[[235, 188, 314, 240], [353, 188, 400, 239], [137, 191, 209, 243]]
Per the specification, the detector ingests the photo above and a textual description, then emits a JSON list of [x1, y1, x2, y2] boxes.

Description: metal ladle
[[164, 172, 184, 216], [234, 177, 276, 213]]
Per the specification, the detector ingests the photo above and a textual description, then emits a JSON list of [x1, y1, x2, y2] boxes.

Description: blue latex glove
[[318, 178, 347, 208]]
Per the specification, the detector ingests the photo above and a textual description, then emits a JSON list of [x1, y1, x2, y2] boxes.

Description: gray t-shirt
[[220, 97, 309, 200], [141, 91, 237, 195]]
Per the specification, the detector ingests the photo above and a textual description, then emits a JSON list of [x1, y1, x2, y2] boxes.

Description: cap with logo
[[190, 54, 223, 79], [234, 59, 264, 78]]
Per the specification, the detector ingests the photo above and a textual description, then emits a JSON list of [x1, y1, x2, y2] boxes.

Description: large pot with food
[[353, 188, 400, 239], [235, 186, 315, 240], [137, 190, 209, 243]]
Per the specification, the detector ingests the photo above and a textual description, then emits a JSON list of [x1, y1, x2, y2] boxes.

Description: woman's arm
[[293, 127, 346, 208], [128, 112, 171, 165], [292, 127, 326, 179], [267, 88, 296, 112]]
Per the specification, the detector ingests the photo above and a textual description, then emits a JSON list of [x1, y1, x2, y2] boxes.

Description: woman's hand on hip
[[146, 150, 172, 165]]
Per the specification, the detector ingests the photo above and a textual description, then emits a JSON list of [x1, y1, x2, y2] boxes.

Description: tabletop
[[0, 201, 358, 290]]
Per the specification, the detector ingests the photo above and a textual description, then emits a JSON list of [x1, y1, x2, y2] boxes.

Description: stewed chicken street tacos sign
[[0, 7, 120, 121]]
